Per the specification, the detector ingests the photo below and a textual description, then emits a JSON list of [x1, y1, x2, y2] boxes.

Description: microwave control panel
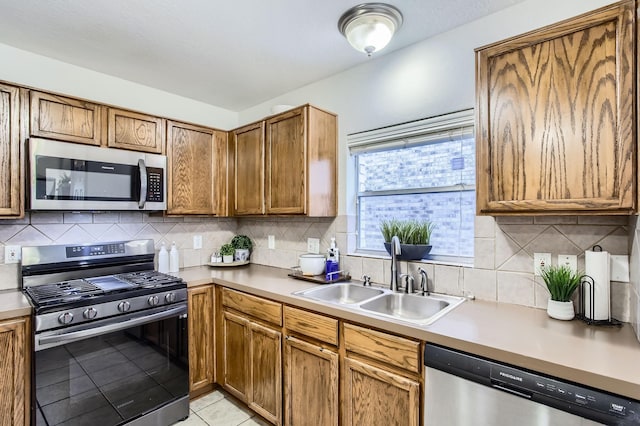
[[146, 168, 164, 202]]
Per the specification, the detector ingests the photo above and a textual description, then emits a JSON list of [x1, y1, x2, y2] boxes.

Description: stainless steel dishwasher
[[424, 344, 640, 425]]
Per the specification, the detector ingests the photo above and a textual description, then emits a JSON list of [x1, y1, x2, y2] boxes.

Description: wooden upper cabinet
[[167, 120, 228, 215], [232, 122, 265, 215], [475, 0, 635, 215], [266, 108, 306, 214], [231, 105, 337, 217], [0, 84, 23, 217], [106, 108, 165, 153], [30, 91, 102, 145]]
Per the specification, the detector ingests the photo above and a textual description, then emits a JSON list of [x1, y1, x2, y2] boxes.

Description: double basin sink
[[293, 283, 465, 326]]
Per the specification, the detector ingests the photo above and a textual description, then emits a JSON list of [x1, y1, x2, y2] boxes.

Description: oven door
[[29, 138, 166, 211], [33, 304, 189, 426]]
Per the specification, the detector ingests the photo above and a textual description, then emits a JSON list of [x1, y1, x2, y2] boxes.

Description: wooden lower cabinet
[[221, 307, 282, 425], [284, 336, 338, 426], [343, 357, 420, 426], [222, 311, 250, 399], [0, 316, 30, 426], [188, 285, 215, 398], [249, 322, 282, 424]]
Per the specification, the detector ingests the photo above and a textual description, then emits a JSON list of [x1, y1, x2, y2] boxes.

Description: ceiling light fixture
[[338, 3, 403, 56]]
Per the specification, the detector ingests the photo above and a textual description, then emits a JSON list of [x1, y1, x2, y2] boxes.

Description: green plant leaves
[[379, 219, 435, 245], [540, 265, 582, 302]]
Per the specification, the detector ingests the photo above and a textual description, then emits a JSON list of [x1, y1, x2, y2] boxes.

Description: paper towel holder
[[576, 274, 621, 326]]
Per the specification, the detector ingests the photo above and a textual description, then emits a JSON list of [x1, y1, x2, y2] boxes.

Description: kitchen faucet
[[389, 235, 401, 292], [418, 267, 429, 296]]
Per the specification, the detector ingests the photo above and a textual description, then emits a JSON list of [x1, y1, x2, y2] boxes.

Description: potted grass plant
[[380, 219, 435, 260], [540, 265, 583, 320]]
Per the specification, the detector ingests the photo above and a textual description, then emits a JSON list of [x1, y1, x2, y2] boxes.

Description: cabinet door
[[476, 1, 635, 214], [233, 122, 265, 215], [0, 84, 22, 217], [167, 121, 228, 215], [0, 316, 30, 426], [188, 285, 215, 398], [343, 357, 419, 426], [107, 108, 165, 153], [222, 311, 249, 402], [284, 336, 338, 426], [249, 321, 282, 425], [30, 91, 102, 145], [266, 107, 306, 214]]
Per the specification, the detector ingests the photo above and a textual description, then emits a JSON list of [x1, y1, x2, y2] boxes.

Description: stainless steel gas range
[[21, 239, 189, 426]]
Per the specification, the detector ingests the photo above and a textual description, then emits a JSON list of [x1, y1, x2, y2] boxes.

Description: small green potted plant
[[540, 265, 583, 320], [231, 235, 253, 261], [380, 218, 435, 260], [219, 243, 236, 264]]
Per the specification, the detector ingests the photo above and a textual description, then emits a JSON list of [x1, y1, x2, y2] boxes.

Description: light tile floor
[[175, 389, 271, 426]]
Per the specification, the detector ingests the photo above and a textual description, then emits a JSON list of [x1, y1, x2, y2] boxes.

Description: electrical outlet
[[268, 235, 275, 250], [610, 255, 630, 282], [193, 235, 202, 250], [307, 238, 320, 254], [533, 252, 551, 275], [4, 245, 20, 264], [557, 254, 577, 274]]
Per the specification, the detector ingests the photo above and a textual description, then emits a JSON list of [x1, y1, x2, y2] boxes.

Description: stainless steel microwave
[[29, 138, 167, 211]]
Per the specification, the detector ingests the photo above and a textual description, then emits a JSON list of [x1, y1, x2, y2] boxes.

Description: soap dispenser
[[325, 237, 340, 281]]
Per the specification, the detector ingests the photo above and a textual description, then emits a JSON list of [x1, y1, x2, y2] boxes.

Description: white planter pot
[[222, 255, 234, 264], [234, 249, 250, 261], [547, 300, 575, 320]]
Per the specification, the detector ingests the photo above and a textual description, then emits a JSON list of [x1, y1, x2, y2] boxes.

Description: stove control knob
[[58, 312, 74, 325], [165, 293, 177, 303], [118, 301, 131, 312], [83, 307, 98, 319], [148, 295, 160, 306]]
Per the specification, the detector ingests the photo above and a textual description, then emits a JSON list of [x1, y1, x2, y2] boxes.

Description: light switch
[[193, 235, 202, 249], [268, 235, 275, 249]]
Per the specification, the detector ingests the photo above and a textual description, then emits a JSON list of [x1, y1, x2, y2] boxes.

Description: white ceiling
[[0, 0, 525, 111]]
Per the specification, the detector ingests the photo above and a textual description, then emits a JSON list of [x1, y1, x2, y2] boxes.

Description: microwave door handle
[[138, 158, 147, 209]]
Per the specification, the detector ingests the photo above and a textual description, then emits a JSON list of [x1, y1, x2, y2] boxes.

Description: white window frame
[[348, 109, 475, 264]]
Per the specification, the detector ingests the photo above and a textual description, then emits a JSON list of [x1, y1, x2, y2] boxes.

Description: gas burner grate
[[115, 271, 184, 288], [25, 279, 103, 305]]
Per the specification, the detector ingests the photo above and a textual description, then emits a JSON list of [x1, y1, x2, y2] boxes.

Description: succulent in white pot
[[540, 265, 582, 320]]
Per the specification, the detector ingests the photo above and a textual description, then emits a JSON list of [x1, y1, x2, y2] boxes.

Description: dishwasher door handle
[[491, 382, 533, 399]]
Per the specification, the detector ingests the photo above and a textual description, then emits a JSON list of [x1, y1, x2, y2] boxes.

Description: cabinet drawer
[[284, 306, 338, 346], [222, 288, 282, 327], [343, 323, 420, 373]]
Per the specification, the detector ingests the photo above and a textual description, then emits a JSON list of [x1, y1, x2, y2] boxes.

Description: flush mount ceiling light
[[338, 3, 403, 56]]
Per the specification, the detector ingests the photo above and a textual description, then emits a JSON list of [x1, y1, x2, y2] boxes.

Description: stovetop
[[25, 270, 184, 308]]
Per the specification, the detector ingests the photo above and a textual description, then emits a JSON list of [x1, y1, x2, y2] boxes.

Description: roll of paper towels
[[584, 250, 610, 320]]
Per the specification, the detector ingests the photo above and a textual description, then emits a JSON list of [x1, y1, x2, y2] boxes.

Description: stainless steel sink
[[294, 282, 465, 326], [359, 293, 465, 325], [295, 283, 384, 305]]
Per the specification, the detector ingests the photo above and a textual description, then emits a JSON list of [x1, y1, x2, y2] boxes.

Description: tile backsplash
[[0, 212, 635, 328]]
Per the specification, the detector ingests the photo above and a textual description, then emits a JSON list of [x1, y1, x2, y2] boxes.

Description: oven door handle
[[138, 158, 147, 209], [36, 305, 186, 350]]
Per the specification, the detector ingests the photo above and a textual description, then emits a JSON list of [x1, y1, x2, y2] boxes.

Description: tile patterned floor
[[176, 389, 271, 426]]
